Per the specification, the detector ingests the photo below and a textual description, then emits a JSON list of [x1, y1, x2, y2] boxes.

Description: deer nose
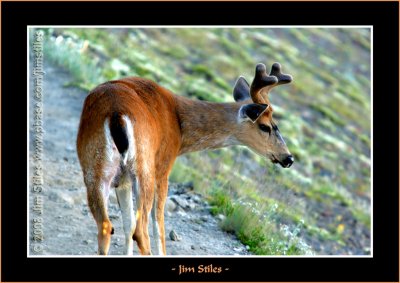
[[282, 155, 294, 168]]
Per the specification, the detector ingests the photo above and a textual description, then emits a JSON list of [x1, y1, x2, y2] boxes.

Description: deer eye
[[259, 124, 271, 134]]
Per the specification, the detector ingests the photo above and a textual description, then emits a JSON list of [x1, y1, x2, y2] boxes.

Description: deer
[[76, 62, 294, 256]]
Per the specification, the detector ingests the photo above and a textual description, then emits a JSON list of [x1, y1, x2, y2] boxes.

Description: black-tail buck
[[77, 62, 294, 255]]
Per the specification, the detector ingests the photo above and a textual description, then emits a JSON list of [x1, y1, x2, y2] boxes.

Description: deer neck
[[175, 96, 242, 155]]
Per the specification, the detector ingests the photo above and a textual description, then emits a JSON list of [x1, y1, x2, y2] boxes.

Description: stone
[[233, 247, 242, 252], [170, 195, 189, 209], [169, 230, 180, 241], [165, 198, 177, 212], [188, 202, 196, 210], [191, 194, 202, 203], [183, 182, 194, 191], [177, 210, 187, 218], [200, 215, 209, 222], [63, 203, 73, 209], [217, 214, 226, 221], [109, 213, 119, 220], [48, 192, 60, 202]]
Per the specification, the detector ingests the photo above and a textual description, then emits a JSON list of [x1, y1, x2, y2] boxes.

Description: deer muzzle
[[280, 154, 294, 168]]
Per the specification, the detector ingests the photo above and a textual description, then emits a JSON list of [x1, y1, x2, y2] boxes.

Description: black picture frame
[[2, 1, 399, 282]]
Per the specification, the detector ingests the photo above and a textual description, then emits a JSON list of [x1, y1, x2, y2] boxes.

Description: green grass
[[208, 188, 313, 255], [42, 32, 105, 90], [34, 27, 371, 255]]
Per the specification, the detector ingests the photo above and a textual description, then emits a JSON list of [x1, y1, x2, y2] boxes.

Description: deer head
[[233, 62, 294, 168]]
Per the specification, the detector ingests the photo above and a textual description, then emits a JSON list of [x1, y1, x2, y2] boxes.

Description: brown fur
[[77, 64, 293, 255]]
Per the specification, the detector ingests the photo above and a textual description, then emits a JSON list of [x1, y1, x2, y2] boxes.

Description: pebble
[[217, 214, 226, 221], [200, 215, 209, 222], [48, 192, 60, 202], [183, 182, 194, 191], [188, 202, 196, 210], [176, 210, 187, 218], [169, 230, 180, 241], [165, 198, 177, 212], [81, 207, 89, 216], [57, 233, 72, 238], [66, 145, 74, 152], [57, 227, 69, 232], [170, 195, 190, 209], [109, 214, 119, 220], [48, 191, 76, 206], [191, 195, 202, 204]]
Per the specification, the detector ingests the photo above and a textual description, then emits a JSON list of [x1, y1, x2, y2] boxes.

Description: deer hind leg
[[82, 119, 121, 255], [115, 172, 136, 256], [85, 177, 114, 255], [132, 165, 155, 255], [152, 176, 168, 255]]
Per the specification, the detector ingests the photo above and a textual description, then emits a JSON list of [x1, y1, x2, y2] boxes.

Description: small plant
[[41, 30, 104, 90], [208, 187, 314, 255]]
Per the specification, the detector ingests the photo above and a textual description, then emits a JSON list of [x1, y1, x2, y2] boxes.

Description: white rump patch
[[103, 119, 114, 163], [122, 115, 135, 165]]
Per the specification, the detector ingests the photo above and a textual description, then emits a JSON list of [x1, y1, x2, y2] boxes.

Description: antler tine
[[250, 63, 278, 104], [269, 62, 293, 86]]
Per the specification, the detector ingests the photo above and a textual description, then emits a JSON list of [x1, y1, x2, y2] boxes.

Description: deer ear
[[233, 76, 251, 102], [238, 103, 268, 123]]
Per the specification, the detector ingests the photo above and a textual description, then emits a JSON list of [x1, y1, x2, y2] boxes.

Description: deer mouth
[[270, 154, 294, 168], [270, 155, 280, 164]]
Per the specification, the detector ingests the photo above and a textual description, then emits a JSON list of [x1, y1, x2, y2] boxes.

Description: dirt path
[[28, 63, 250, 256]]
